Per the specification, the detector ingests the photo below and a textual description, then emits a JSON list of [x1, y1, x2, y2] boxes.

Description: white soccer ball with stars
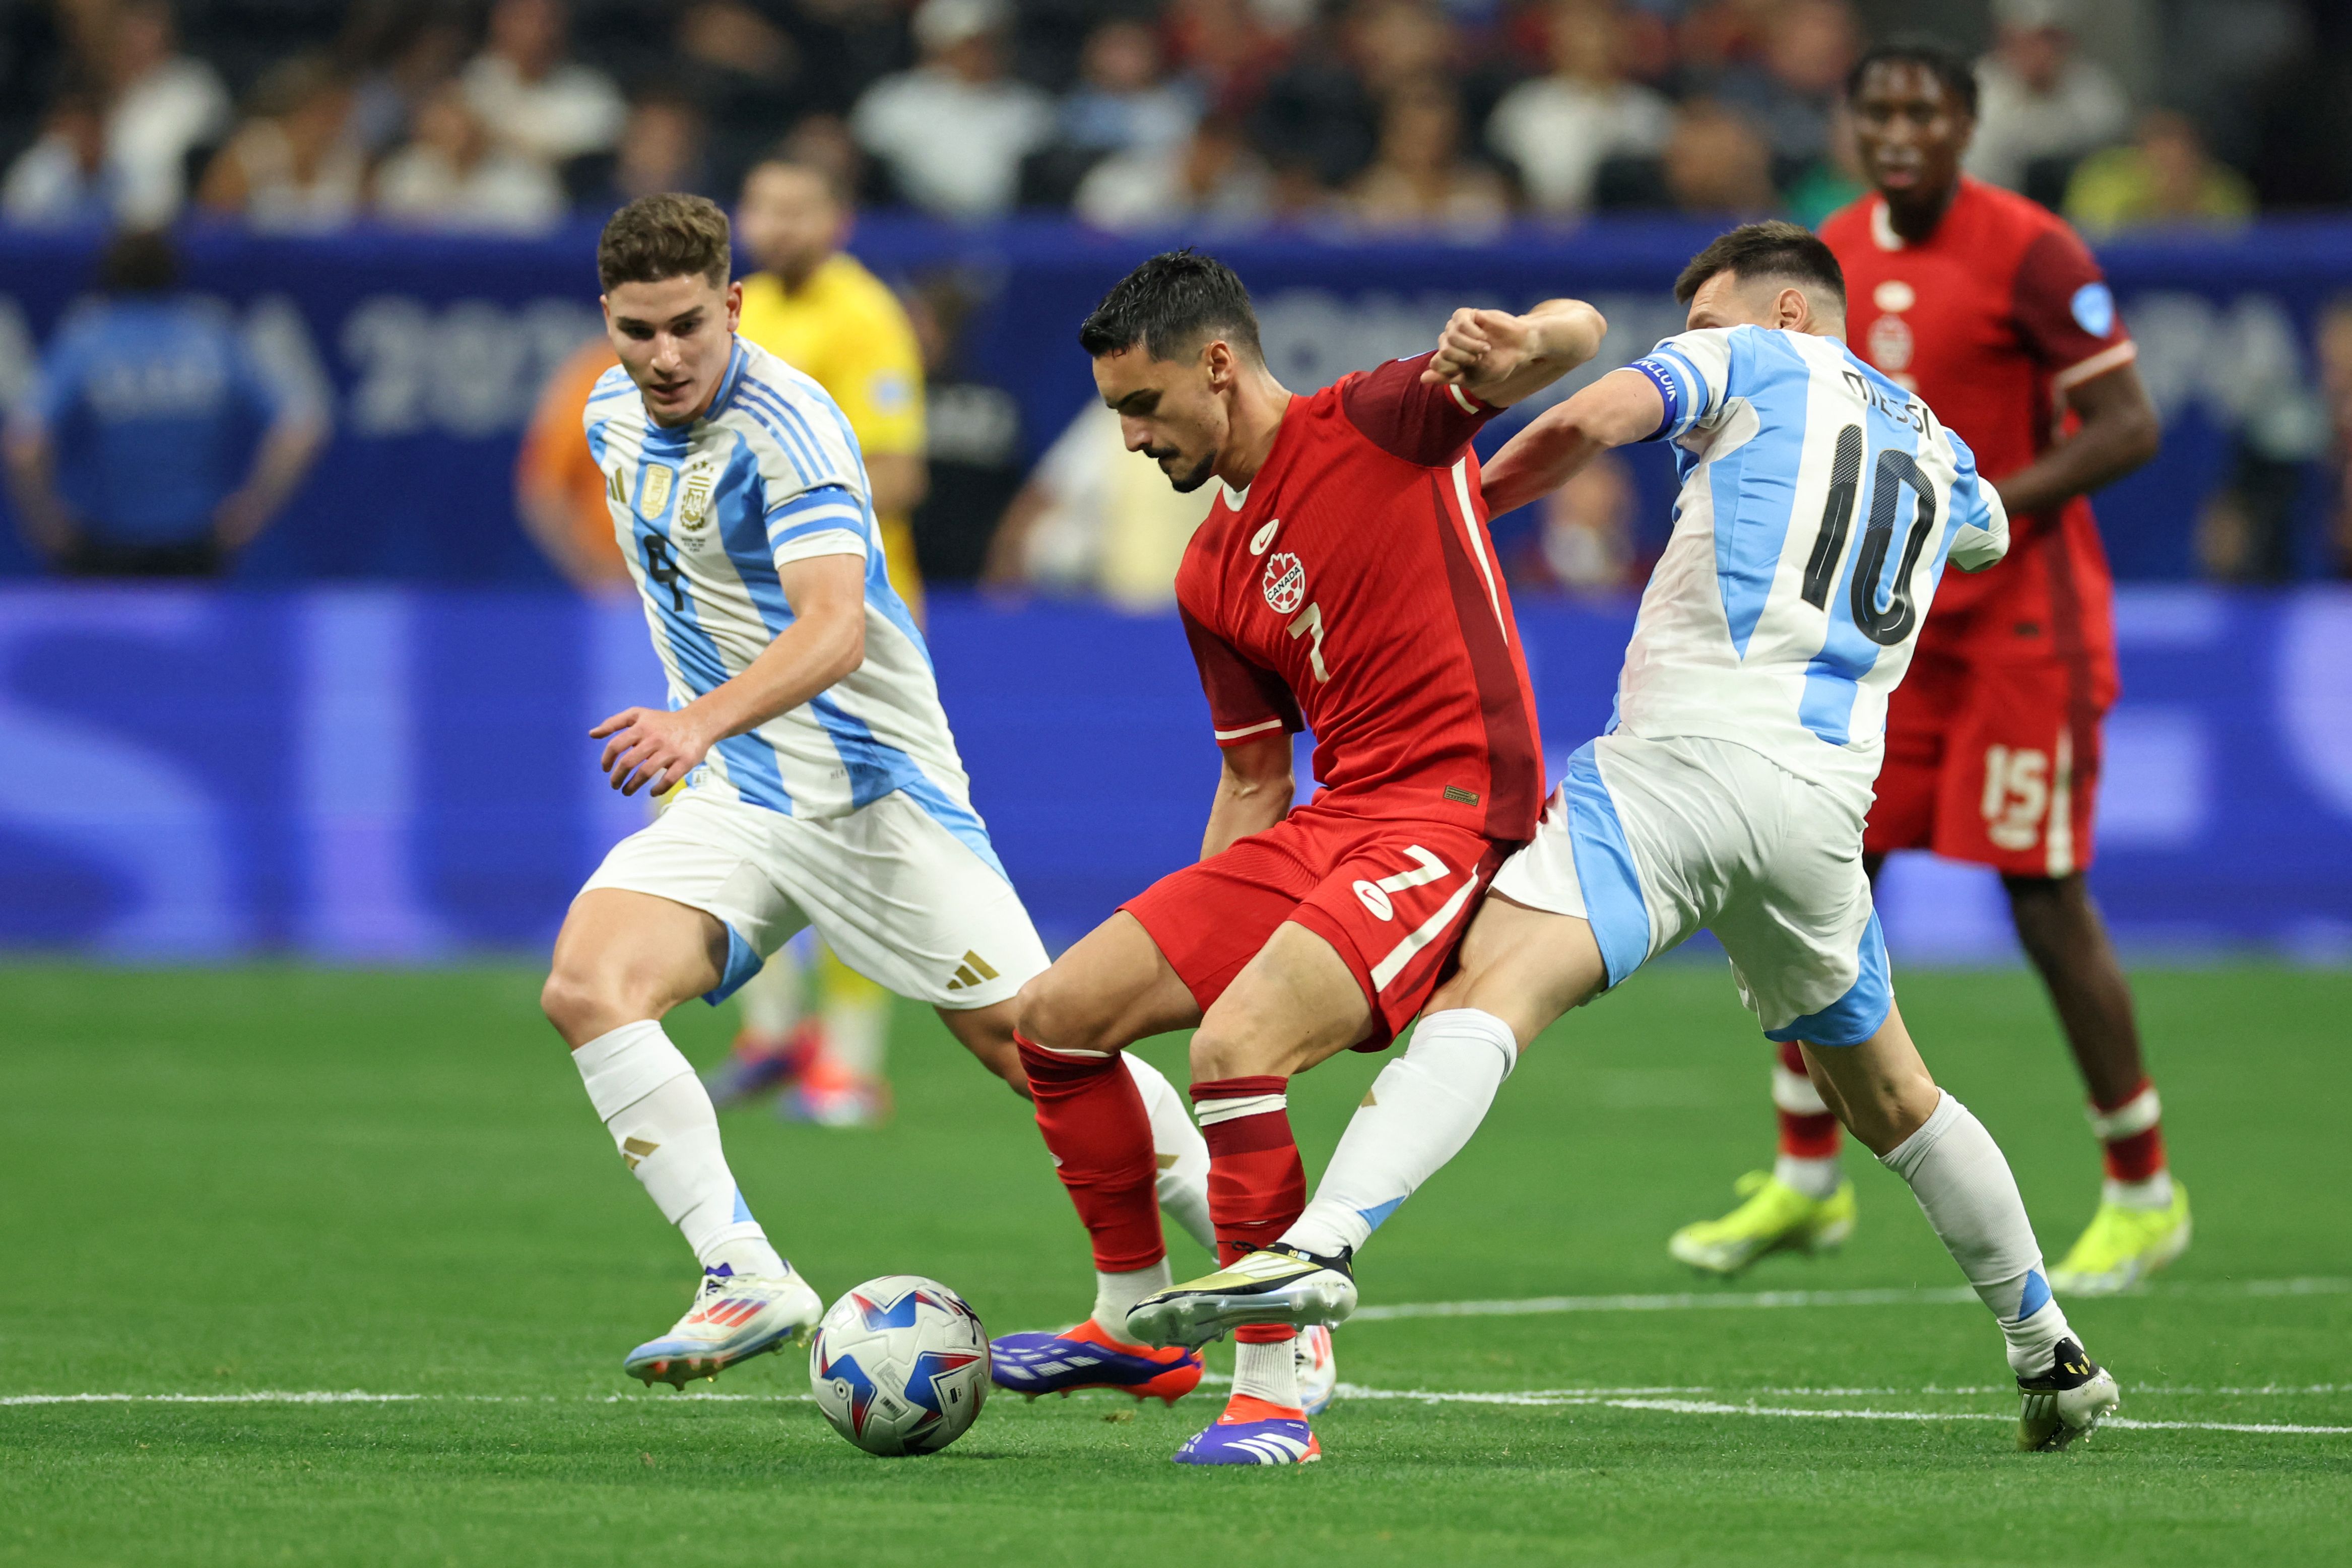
[[808, 1275, 990, 1456]]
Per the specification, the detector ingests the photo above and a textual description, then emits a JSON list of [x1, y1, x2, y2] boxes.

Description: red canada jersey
[[1820, 178, 2134, 665], [1175, 352, 1544, 844]]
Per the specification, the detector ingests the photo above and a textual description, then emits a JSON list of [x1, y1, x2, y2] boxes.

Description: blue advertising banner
[[4, 586, 2346, 968], [2, 217, 2347, 584]]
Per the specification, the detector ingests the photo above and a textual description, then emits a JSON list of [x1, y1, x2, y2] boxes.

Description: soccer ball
[[808, 1275, 990, 1456]]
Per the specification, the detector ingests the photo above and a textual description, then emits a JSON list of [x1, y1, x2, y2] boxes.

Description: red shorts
[[1122, 804, 1512, 1047], [1867, 641, 2119, 878]]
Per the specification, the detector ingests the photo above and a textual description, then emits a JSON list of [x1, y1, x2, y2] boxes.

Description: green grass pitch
[[2, 960, 2347, 1566]]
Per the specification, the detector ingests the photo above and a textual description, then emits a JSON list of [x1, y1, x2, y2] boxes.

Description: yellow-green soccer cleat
[[1125, 1246, 1357, 1350], [2047, 1182, 2191, 1296], [1666, 1170, 1857, 1276], [2016, 1337, 2122, 1452]]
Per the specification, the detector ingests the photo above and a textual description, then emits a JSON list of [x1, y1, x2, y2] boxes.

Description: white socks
[[734, 948, 803, 1040], [574, 1020, 786, 1278], [1774, 1153, 1843, 1200], [1230, 1336, 1302, 1411], [1281, 1008, 1518, 1259], [1125, 1053, 1216, 1254], [1880, 1090, 2072, 1376], [1091, 1258, 1172, 1341]]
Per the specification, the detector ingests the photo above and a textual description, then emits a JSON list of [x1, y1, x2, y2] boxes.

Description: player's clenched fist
[[1421, 299, 1610, 410], [592, 705, 714, 796], [1423, 306, 1512, 385]]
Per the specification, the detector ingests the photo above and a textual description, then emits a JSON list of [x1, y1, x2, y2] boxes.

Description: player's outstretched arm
[[591, 553, 867, 795], [1479, 367, 1666, 516], [1420, 299, 1607, 410], [1200, 731, 1293, 862]]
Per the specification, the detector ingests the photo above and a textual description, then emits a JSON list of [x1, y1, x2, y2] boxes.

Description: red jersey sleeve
[[1339, 351, 1499, 466], [2013, 222, 2136, 393], [1181, 605, 1302, 747]]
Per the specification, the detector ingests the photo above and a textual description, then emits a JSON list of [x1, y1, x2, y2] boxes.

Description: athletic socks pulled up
[[1880, 1090, 2074, 1378], [2089, 1079, 2174, 1209], [1124, 1053, 1216, 1255], [573, 1020, 786, 1278], [1192, 1074, 1306, 1361], [1018, 1032, 1166, 1276], [1282, 1008, 1518, 1258], [1773, 1038, 1844, 1200]]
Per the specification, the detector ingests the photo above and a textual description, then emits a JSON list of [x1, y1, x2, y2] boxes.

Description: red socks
[[2089, 1078, 2167, 1185], [1192, 1073, 1306, 1348], [1774, 1039, 1842, 1159], [1017, 1033, 1163, 1273]]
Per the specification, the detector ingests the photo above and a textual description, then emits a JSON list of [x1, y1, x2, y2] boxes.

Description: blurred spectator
[[1966, 0, 2130, 199], [905, 274, 1025, 582], [2, 83, 120, 227], [194, 56, 365, 232], [347, 11, 470, 158], [461, 0, 625, 166], [1347, 77, 1510, 234], [1485, 0, 1673, 220], [2321, 297, 2352, 577], [567, 89, 715, 211], [674, 0, 802, 195], [2064, 108, 2255, 234], [1500, 449, 1638, 594], [983, 402, 1218, 608], [2, 229, 324, 576], [1714, 0, 1859, 173], [94, 0, 232, 225], [1640, 99, 1779, 216], [1059, 19, 1198, 157], [1163, 0, 1291, 115], [1785, 100, 1866, 226], [735, 151, 930, 608], [1075, 117, 1274, 231], [373, 80, 565, 233], [852, 0, 1053, 218], [1251, 0, 1457, 195], [515, 335, 629, 591]]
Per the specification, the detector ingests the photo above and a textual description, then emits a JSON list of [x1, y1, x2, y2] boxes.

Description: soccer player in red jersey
[[1668, 40, 2184, 1296], [983, 251, 1604, 1464]]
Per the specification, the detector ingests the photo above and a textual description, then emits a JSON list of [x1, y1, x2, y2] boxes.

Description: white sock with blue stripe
[[1279, 1008, 1519, 1259], [574, 1020, 787, 1279], [1879, 1090, 2073, 1377]]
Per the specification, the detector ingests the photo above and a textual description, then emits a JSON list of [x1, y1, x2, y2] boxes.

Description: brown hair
[[1672, 219, 1846, 308], [598, 192, 732, 292]]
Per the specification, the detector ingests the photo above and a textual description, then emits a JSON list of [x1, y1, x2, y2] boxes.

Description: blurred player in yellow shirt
[[706, 150, 930, 1127]]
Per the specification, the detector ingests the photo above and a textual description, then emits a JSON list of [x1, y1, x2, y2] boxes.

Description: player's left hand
[[593, 705, 714, 796], [1423, 308, 1532, 394]]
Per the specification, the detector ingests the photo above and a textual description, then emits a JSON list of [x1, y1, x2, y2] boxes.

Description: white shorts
[[579, 787, 1049, 1011], [1490, 732, 1890, 1046]]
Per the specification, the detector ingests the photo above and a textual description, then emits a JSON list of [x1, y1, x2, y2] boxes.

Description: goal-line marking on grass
[[1348, 1275, 2352, 1322], [9, 1386, 2349, 1436]]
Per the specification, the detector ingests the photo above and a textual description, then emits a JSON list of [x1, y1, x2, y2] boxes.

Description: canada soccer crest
[[1262, 551, 1306, 614]]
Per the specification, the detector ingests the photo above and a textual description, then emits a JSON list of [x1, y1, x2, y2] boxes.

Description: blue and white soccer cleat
[[623, 1264, 824, 1389], [1295, 1324, 1337, 1417], [1173, 1396, 1321, 1465], [989, 1318, 1205, 1404]]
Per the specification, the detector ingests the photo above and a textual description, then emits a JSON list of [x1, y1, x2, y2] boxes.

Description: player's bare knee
[[540, 965, 617, 1045], [1187, 1019, 1286, 1082], [1012, 969, 1119, 1056]]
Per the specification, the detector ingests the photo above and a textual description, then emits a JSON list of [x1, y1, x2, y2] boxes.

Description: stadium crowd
[[1, 0, 2346, 236]]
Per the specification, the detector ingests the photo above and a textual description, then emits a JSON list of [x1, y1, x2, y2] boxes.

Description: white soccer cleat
[[1295, 1324, 1337, 1416], [2016, 1337, 2121, 1452], [623, 1265, 824, 1389], [1126, 1246, 1357, 1349]]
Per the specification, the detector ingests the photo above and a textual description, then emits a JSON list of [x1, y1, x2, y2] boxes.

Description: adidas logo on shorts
[[944, 950, 1000, 991]]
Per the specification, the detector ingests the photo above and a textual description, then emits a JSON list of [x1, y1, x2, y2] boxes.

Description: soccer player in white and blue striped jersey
[[1135, 223, 2121, 1452], [540, 194, 1213, 1393]]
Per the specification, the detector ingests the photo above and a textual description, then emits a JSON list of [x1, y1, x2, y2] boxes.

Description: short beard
[[1164, 452, 1217, 494]]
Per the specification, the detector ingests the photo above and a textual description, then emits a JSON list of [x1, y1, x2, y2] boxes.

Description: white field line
[[1330, 1385, 2352, 1435], [10, 1384, 2349, 1437], [1349, 1275, 2352, 1323]]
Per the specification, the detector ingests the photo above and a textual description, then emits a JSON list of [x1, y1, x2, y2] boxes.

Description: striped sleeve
[[765, 482, 870, 566], [1628, 328, 1734, 443], [1944, 435, 2010, 573]]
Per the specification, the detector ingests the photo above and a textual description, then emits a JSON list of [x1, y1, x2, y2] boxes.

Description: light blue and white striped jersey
[[585, 338, 995, 856], [1611, 324, 2008, 786]]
